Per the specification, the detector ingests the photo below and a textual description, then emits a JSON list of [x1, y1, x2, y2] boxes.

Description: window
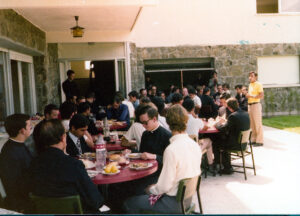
[[257, 56, 300, 86], [257, 0, 300, 13]]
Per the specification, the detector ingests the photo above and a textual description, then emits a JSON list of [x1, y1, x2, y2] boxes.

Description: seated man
[[0, 114, 33, 213], [182, 98, 216, 175], [77, 102, 98, 136], [151, 96, 170, 132], [106, 95, 130, 127], [59, 101, 77, 131], [124, 105, 202, 214], [30, 119, 105, 213], [213, 98, 250, 174], [66, 114, 94, 157], [44, 104, 60, 120]]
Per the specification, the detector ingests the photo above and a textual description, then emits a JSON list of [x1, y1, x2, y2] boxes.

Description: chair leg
[[219, 150, 222, 176], [241, 151, 247, 180], [197, 176, 203, 214], [250, 143, 256, 176]]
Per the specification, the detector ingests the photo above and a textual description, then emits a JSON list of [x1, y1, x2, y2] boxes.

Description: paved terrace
[[194, 126, 300, 214]]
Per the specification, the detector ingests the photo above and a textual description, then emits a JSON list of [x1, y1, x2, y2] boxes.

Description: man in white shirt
[[188, 87, 202, 114], [182, 98, 216, 175], [151, 96, 170, 132], [124, 105, 201, 214]]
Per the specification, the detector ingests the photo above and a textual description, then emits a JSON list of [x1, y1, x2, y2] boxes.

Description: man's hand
[[145, 184, 155, 194], [141, 152, 156, 160]]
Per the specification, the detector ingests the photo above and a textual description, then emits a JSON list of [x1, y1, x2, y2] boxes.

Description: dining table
[[91, 159, 158, 185], [96, 121, 127, 131]]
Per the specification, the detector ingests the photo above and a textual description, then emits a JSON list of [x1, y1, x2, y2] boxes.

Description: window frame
[[256, 0, 300, 15]]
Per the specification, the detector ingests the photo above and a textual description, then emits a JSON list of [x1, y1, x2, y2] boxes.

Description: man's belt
[[248, 102, 260, 105]]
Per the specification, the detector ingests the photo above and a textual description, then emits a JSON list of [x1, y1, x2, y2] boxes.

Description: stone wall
[[34, 43, 60, 113], [130, 43, 300, 116], [0, 9, 45, 53]]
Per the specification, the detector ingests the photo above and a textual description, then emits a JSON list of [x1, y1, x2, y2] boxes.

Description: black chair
[[220, 129, 256, 180], [30, 194, 83, 214], [176, 175, 203, 214]]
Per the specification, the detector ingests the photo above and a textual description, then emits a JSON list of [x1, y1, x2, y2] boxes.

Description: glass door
[[117, 59, 127, 97]]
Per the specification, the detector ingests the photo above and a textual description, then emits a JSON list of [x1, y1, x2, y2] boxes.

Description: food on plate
[[128, 153, 140, 159], [104, 162, 119, 173], [109, 154, 121, 161], [118, 156, 127, 165], [130, 162, 148, 169]]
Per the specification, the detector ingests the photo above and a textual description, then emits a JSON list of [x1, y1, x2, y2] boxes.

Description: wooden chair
[[220, 129, 256, 180], [30, 194, 83, 214], [176, 175, 203, 214]]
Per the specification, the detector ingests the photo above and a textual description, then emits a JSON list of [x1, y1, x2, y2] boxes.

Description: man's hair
[[67, 69, 75, 76], [76, 95, 85, 103], [4, 114, 30, 137], [220, 92, 231, 100], [249, 71, 258, 77], [77, 102, 91, 114], [69, 114, 89, 130], [203, 87, 210, 95], [139, 88, 146, 94], [34, 119, 65, 154], [222, 83, 230, 89], [85, 92, 95, 99], [182, 98, 195, 112], [59, 101, 77, 120], [235, 85, 242, 90], [226, 98, 239, 111], [113, 95, 123, 104], [172, 86, 179, 93], [188, 87, 197, 95], [139, 105, 158, 119], [44, 104, 59, 117], [128, 90, 139, 98], [151, 96, 165, 115], [140, 96, 151, 104], [166, 104, 188, 132], [171, 93, 183, 104]]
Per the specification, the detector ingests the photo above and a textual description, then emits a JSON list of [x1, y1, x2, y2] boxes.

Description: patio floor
[[194, 126, 300, 214]]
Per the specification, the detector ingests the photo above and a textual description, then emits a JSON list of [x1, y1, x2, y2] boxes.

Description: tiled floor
[[194, 126, 300, 214]]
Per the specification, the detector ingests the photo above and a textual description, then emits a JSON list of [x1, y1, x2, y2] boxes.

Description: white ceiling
[[14, 6, 141, 32]]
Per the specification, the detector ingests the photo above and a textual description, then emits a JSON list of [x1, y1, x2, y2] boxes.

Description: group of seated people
[[0, 82, 251, 214]]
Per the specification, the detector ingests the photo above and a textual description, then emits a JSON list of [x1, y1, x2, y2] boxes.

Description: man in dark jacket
[[62, 70, 79, 101], [30, 119, 104, 213], [235, 85, 248, 111], [0, 114, 32, 213], [213, 98, 250, 174]]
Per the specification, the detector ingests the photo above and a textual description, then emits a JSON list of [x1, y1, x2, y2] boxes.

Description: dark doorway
[[91, 60, 116, 106]]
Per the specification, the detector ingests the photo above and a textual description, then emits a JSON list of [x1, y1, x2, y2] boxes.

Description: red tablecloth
[[97, 122, 127, 131], [106, 143, 126, 151], [199, 127, 219, 134], [92, 159, 158, 185]]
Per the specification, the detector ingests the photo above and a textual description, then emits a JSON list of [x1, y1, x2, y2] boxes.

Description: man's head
[[220, 92, 231, 107], [44, 104, 59, 120], [139, 105, 159, 131], [85, 92, 95, 104], [77, 102, 91, 116], [151, 96, 165, 115], [76, 96, 86, 105], [182, 98, 195, 113], [226, 98, 239, 112], [222, 83, 230, 91], [235, 85, 243, 94], [151, 85, 157, 96], [249, 71, 258, 83], [69, 114, 89, 138], [203, 87, 210, 95], [34, 119, 66, 153], [5, 114, 31, 139], [182, 87, 188, 97], [128, 90, 139, 102], [67, 70, 75, 81], [112, 95, 122, 109], [139, 88, 147, 98], [166, 104, 188, 133], [188, 88, 197, 99], [217, 84, 223, 93], [59, 101, 77, 120], [171, 93, 183, 105], [242, 85, 248, 95]]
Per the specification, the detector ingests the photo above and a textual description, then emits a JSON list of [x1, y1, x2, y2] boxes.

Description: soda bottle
[[95, 135, 106, 171]]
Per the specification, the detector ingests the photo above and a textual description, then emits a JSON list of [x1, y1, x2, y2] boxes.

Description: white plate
[[80, 159, 95, 169], [104, 165, 121, 169], [129, 163, 153, 170], [87, 170, 100, 178], [128, 153, 141, 159], [101, 170, 121, 175]]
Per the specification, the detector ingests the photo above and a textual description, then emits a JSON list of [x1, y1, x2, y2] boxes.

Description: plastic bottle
[[95, 135, 106, 171]]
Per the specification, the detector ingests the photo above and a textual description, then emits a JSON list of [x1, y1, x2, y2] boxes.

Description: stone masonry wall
[[0, 9, 45, 53], [34, 43, 60, 113], [130, 43, 300, 116]]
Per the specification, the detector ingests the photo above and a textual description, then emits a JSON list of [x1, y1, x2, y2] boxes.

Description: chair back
[[176, 175, 200, 214], [30, 194, 83, 214], [238, 129, 252, 151]]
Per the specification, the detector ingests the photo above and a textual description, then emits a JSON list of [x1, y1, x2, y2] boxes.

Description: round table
[[199, 126, 219, 134], [97, 122, 127, 131], [92, 159, 158, 185], [106, 143, 126, 151]]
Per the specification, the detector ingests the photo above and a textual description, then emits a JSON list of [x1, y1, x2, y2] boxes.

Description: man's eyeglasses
[[141, 119, 151, 125]]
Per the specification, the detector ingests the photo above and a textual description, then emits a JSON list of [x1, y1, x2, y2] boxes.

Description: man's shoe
[[253, 142, 263, 147], [220, 167, 234, 175]]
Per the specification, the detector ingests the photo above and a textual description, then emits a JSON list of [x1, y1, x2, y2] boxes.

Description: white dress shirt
[[186, 114, 204, 136], [122, 100, 135, 118], [193, 95, 202, 108], [62, 120, 70, 132], [158, 115, 170, 132], [149, 133, 202, 196], [123, 122, 145, 151]]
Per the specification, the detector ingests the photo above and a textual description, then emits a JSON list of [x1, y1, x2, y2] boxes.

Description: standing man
[[246, 71, 264, 147], [62, 69, 79, 101]]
